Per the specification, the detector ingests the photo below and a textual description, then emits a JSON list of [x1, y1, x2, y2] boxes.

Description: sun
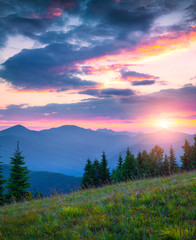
[[158, 119, 170, 129]]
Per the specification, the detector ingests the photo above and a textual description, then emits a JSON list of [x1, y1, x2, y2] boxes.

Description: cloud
[[121, 71, 158, 80], [80, 88, 135, 98], [1, 0, 195, 50], [0, 98, 126, 121], [0, 0, 196, 106], [121, 70, 159, 85], [1, 85, 196, 122], [131, 80, 156, 86], [0, 0, 81, 48], [0, 42, 105, 90], [105, 8, 154, 31], [0, 32, 139, 90], [190, 75, 196, 80], [121, 84, 196, 113]]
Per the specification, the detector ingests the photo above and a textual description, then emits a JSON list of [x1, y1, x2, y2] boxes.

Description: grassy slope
[[0, 171, 195, 240]]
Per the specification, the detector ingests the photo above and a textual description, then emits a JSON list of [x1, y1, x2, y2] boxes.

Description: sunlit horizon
[[0, 0, 195, 134]]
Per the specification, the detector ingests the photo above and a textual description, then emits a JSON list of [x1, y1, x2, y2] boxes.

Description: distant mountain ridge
[[96, 128, 141, 137], [2, 164, 81, 196], [0, 125, 194, 176]]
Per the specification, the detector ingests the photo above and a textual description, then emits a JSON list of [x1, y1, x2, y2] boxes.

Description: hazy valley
[[0, 125, 194, 176]]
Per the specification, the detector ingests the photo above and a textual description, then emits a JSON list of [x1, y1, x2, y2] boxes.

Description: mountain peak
[[42, 125, 85, 132], [12, 124, 27, 129], [8, 124, 29, 131], [0, 124, 31, 135]]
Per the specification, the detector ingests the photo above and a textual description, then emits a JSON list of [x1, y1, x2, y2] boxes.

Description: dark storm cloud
[[1, 0, 195, 48], [38, 23, 116, 46], [0, 28, 7, 48], [1, 85, 196, 121], [0, 0, 80, 16], [131, 80, 156, 86], [0, 0, 195, 91], [0, 0, 157, 49], [0, 39, 122, 90], [0, 0, 81, 47], [80, 88, 135, 98], [185, 2, 196, 24], [81, 0, 158, 43], [1, 14, 50, 39], [105, 8, 154, 31], [0, 42, 102, 90]]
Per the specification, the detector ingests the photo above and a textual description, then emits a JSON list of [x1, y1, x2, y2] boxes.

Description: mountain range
[[0, 125, 195, 176], [2, 164, 81, 196]]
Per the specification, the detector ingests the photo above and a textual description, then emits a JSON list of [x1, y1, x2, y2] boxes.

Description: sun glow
[[158, 119, 170, 129]]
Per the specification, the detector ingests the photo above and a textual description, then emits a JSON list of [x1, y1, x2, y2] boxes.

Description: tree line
[[0, 141, 31, 205], [0, 137, 195, 204], [81, 137, 196, 189]]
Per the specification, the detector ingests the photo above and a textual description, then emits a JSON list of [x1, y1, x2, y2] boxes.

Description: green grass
[[0, 171, 196, 240]]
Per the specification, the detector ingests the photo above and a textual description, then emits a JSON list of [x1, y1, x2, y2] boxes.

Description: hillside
[[2, 164, 81, 196], [0, 125, 194, 176], [0, 171, 195, 239]]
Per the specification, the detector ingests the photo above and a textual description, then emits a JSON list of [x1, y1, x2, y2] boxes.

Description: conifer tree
[[126, 147, 131, 157], [112, 154, 124, 183], [137, 152, 143, 166], [0, 157, 5, 205], [190, 136, 196, 169], [137, 151, 144, 177], [6, 141, 31, 202], [117, 153, 123, 170], [122, 149, 138, 180], [162, 154, 170, 176], [81, 159, 94, 189], [99, 152, 110, 185], [169, 145, 178, 174], [34, 190, 43, 199], [181, 139, 192, 171], [92, 159, 100, 187]]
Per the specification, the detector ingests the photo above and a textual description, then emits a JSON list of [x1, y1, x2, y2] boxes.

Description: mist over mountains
[[0, 125, 194, 176]]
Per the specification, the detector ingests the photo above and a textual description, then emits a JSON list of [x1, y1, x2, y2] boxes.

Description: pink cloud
[[45, 7, 63, 19]]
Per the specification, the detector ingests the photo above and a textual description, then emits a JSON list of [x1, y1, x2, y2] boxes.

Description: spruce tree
[[181, 139, 192, 171], [92, 159, 100, 187], [34, 190, 43, 199], [162, 154, 170, 176], [169, 145, 178, 174], [112, 154, 124, 183], [122, 149, 138, 180], [99, 152, 110, 185], [117, 153, 123, 170], [81, 159, 94, 189], [137, 152, 143, 166], [0, 157, 5, 205], [137, 151, 144, 177], [7, 141, 31, 202], [190, 136, 196, 169]]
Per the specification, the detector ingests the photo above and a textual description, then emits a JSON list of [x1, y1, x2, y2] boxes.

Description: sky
[[0, 0, 196, 133]]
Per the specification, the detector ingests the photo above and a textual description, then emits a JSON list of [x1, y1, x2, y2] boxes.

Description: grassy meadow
[[0, 171, 196, 240]]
